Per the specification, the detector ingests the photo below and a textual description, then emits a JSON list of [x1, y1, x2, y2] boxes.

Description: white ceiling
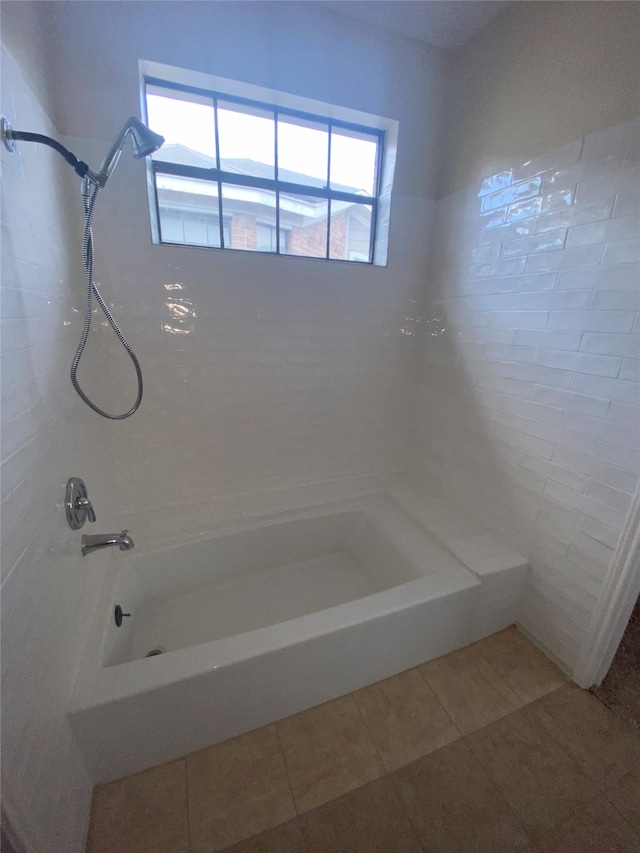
[[311, 1, 512, 49]]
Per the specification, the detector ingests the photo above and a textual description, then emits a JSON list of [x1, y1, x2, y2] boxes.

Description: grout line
[[349, 689, 388, 776], [414, 661, 463, 738], [273, 720, 300, 818], [183, 757, 192, 853]]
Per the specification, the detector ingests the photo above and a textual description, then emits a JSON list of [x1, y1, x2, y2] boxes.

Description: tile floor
[[86, 626, 640, 853]]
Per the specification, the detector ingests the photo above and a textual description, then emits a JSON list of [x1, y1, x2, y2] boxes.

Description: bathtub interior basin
[[104, 497, 469, 666]]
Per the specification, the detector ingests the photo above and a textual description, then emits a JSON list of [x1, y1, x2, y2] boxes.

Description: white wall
[[411, 0, 639, 672], [30, 0, 448, 539], [1, 38, 112, 853]]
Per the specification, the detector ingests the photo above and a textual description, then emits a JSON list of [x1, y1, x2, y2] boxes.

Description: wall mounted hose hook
[[1, 114, 164, 419]]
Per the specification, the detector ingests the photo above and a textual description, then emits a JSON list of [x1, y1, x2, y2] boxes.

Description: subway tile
[[619, 357, 639, 382], [478, 169, 514, 197], [602, 239, 640, 266], [507, 195, 543, 222], [571, 372, 639, 406], [472, 258, 527, 278], [514, 140, 583, 182], [525, 252, 564, 273], [566, 215, 639, 248], [580, 331, 639, 357], [591, 289, 640, 311], [551, 445, 639, 493], [607, 401, 640, 427], [513, 329, 583, 351], [613, 192, 639, 218], [561, 411, 638, 450], [531, 385, 609, 418], [482, 177, 542, 212], [575, 514, 621, 549], [557, 262, 640, 290], [548, 310, 635, 333], [501, 229, 566, 258], [594, 440, 640, 474], [480, 207, 508, 229], [560, 244, 604, 269], [538, 349, 622, 377]]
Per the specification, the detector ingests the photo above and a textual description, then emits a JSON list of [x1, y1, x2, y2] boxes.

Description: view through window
[[144, 80, 383, 262]]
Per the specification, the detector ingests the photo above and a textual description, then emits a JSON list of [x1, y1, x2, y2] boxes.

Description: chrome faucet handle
[[76, 497, 96, 523], [65, 477, 97, 529]]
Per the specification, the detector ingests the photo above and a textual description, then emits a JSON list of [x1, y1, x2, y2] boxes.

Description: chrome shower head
[[128, 116, 165, 159], [94, 116, 164, 187]]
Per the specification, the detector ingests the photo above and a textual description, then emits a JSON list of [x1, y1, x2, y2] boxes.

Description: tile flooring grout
[[273, 718, 299, 818]]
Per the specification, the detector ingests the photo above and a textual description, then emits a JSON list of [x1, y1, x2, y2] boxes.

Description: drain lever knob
[[114, 605, 131, 627]]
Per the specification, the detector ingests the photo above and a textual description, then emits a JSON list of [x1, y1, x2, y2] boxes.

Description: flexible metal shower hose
[[70, 182, 143, 419]]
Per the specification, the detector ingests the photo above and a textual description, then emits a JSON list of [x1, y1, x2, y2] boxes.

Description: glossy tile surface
[[420, 642, 524, 734], [392, 739, 531, 853], [86, 760, 189, 853], [186, 725, 295, 852], [276, 695, 384, 813], [353, 667, 460, 771]]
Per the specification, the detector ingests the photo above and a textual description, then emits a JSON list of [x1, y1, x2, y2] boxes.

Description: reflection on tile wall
[[1, 45, 109, 852], [413, 119, 639, 669]]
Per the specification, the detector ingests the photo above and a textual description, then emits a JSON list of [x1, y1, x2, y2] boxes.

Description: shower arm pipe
[[1, 122, 102, 184]]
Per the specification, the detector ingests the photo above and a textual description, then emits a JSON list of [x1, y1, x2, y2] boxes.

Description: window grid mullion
[[147, 77, 384, 263], [274, 110, 280, 255], [213, 97, 225, 248]]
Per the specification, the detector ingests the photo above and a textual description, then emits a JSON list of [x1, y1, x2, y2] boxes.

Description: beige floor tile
[[218, 818, 308, 853], [301, 776, 423, 853], [353, 667, 460, 771], [535, 797, 640, 853], [277, 694, 384, 813], [391, 739, 531, 853], [86, 760, 188, 853], [420, 643, 523, 735], [187, 724, 296, 852], [531, 684, 640, 787], [473, 626, 567, 703], [604, 769, 640, 834], [466, 704, 597, 836]]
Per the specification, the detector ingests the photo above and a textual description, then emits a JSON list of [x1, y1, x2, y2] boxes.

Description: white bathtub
[[71, 496, 487, 781]]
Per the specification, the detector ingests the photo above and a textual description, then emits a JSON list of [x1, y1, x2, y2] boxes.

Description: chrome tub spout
[[81, 530, 134, 556]]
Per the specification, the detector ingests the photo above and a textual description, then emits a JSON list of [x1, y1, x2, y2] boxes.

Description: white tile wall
[[1, 44, 112, 852], [412, 118, 640, 671], [61, 135, 432, 541]]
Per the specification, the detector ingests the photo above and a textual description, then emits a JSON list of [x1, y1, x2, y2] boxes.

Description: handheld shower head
[[129, 116, 165, 159], [94, 116, 164, 187]]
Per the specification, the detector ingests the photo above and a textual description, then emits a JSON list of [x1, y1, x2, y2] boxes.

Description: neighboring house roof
[[154, 144, 364, 195]]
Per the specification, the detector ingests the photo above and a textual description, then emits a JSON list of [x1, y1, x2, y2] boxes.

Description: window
[[143, 77, 386, 264]]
